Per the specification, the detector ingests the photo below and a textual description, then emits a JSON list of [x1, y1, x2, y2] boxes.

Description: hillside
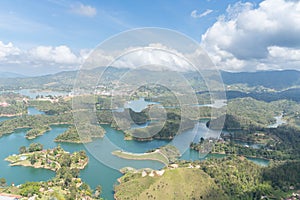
[[114, 168, 227, 200], [0, 72, 26, 78], [115, 156, 279, 200], [1, 68, 300, 92], [221, 70, 300, 90]]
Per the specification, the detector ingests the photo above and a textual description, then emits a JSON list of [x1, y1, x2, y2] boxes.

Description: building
[[0, 193, 22, 200]]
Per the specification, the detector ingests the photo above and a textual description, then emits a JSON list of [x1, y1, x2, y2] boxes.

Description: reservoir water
[[17, 89, 69, 99], [0, 123, 165, 199], [0, 89, 69, 99], [0, 108, 269, 200], [268, 114, 286, 128], [27, 107, 45, 115]]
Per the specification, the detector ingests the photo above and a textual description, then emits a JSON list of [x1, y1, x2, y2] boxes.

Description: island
[[54, 125, 106, 143], [1, 68, 300, 199], [5, 143, 88, 172], [2, 143, 104, 199], [0, 93, 27, 117], [112, 145, 180, 165]]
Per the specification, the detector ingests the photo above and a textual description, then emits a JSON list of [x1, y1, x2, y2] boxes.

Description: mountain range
[[1, 68, 300, 94]]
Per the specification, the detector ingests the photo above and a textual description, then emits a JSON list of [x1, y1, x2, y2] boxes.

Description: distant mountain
[[221, 70, 300, 90], [0, 72, 26, 78], [226, 88, 300, 102], [1, 68, 300, 93], [0, 67, 123, 90], [0, 70, 77, 90]]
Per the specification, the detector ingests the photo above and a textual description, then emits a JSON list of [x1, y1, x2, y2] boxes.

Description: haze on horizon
[[0, 0, 299, 76]]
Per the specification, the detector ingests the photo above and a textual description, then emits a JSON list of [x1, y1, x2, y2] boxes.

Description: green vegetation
[[263, 160, 300, 192], [209, 98, 300, 131], [0, 97, 107, 144], [0, 113, 73, 137], [3, 143, 103, 199], [6, 144, 88, 172], [112, 145, 180, 165], [124, 109, 196, 140], [115, 168, 227, 200], [0, 177, 6, 187], [25, 126, 51, 139], [96, 95, 198, 141], [2, 69, 300, 199], [28, 143, 44, 152], [0, 98, 74, 139], [112, 150, 169, 165], [221, 70, 300, 90], [197, 156, 272, 199], [55, 124, 106, 143], [116, 156, 298, 199], [147, 145, 181, 163], [2, 175, 103, 200], [265, 125, 300, 160], [29, 98, 71, 115], [194, 120, 300, 161], [0, 93, 27, 116], [209, 98, 279, 130]]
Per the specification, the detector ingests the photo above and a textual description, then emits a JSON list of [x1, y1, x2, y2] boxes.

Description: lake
[[195, 99, 227, 109], [0, 107, 269, 200], [117, 97, 158, 112], [268, 114, 286, 128], [27, 107, 45, 115], [0, 89, 69, 99], [0, 116, 11, 122], [0, 123, 165, 200]]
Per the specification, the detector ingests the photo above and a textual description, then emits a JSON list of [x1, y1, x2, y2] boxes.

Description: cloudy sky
[[0, 0, 299, 75]]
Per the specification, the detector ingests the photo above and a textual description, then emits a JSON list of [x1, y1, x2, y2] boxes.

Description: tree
[[94, 185, 102, 199], [70, 168, 80, 178], [200, 137, 205, 144], [80, 183, 92, 195], [60, 154, 72, 167], [63, 172, 73, 187], [30, 154, 37, 165], [19, 146, 27, 154], [28, 143, 43, 152], [0, 177, 6, 187], [79, 150, 87, 159], [68, 183, 77, 199], [19, 182, 41, 197]]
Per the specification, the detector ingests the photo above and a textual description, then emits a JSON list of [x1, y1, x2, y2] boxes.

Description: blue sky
[[0, 0, 299, 75], [0, 0, 256, 49]]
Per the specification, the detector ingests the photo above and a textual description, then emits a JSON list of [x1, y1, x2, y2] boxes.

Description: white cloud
[[201, 0, 300, 71], [191, 9, 213, 18], [0, 41, 201, 75], [268, 46, 300, 61], [83, 43, 199, 72], [80, 40, 217, 72], [0, 41, 82, 75], [113, 49, 191, 72], [70, 3, 97, 17], [0, 41, 20, 60], [29, 45, 80, 64]]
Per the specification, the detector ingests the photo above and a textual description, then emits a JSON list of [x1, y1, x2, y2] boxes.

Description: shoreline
[[5, 151, 89, 172], [112, 150, 169, 165], [0, 113, 23, 117]]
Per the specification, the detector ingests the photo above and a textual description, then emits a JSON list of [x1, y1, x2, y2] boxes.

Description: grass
[[114, 168, 228, 200]]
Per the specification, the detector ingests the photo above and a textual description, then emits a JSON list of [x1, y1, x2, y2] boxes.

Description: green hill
[[114, 168, 227, 200]]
